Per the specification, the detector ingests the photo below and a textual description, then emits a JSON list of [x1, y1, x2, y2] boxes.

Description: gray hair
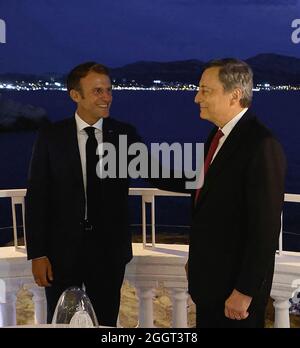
[[204, 58, 253, 107]]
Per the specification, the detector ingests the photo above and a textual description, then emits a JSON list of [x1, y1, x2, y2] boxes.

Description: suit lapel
[[194, 111, 255, 209], [64, 118, 85, 204], [103, 118, 117, 144], [191, 128, 217, 202]]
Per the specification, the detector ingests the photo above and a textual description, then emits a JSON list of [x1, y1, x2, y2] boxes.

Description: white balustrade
[[0, 189, 300, 328], [271, 251, 300, 328], [0, 189, 26, 250], [129, 188, 189, 247]]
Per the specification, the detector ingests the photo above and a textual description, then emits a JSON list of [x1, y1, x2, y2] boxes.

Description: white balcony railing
[[0, 189, 300, 328]]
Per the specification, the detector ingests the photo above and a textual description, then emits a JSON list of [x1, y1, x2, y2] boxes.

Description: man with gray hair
[[188, 58, 286, 327]]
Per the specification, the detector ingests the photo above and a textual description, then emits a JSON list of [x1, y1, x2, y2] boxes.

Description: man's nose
[[194, 91, 201, 104], [102, 92, 112, 102]]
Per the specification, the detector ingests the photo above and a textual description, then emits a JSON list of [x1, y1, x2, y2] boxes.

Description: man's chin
[[97, 113, 110, 119]]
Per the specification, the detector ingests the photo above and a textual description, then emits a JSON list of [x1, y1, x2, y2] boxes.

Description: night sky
[[0, 0, 300, 74]]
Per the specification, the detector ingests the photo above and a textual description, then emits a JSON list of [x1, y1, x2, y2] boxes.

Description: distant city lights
[[0, 80, 299, 92]]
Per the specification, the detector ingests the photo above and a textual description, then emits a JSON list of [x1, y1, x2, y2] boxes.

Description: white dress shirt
[[75, 113, 103, 218], [211, 108, 248, 163]]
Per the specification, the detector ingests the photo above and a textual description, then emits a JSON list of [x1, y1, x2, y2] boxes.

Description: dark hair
[[66, 62, 110, 93], [203, 58, 253, 107]]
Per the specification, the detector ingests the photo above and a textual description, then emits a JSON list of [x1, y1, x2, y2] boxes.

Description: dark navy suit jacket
[[25, 117, 140, 281]]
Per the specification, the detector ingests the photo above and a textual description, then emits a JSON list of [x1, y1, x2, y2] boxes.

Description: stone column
[[136, 286, 155, 328], [30, 286, 47, 324], [0, 291, 18, 326], [273, 297, 291, 328], [171, 287, 188, 328]]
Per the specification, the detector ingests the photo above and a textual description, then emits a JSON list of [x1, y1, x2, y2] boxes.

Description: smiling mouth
[[97, 104, 109, 109]]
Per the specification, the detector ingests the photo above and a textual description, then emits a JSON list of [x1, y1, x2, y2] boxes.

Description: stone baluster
[[272, 296, 291, 328], [271, 280, 300, 328], [30, 286, 47, 324], [171, 287, 188, 328], [0, 289, 18, 326], [136, 285, 155, 328], [116, 315, 122, 328]]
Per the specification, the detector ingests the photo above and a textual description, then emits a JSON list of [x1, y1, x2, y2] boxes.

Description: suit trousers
[[45, 262, 125, 327]]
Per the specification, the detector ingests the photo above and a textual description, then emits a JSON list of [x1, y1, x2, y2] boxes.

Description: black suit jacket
[[25, 117, 140, 281], [188, 110, 286, 308]]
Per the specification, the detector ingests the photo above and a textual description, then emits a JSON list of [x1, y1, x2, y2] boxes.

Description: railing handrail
[[0, 189, 26, 198], [129, 187, 190, 197], [0, 188, 299, 250], [284, 193, 300, 203], [0, 188, 190, 198], [1, 188, 299, 202]]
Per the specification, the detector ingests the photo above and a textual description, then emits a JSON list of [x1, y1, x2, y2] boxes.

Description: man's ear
[[230, 88, 242, 106], [70, 89, 81, 103]]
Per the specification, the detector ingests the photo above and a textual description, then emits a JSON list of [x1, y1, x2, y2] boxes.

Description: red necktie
[[194, 129, 224, 204]]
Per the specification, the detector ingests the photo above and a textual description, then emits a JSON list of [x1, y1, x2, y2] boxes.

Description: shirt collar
[[75, 112, 103, 132], [220, 108, 248, 137]]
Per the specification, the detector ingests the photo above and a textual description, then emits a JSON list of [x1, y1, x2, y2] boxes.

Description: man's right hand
[[32, 257, 53, 287]]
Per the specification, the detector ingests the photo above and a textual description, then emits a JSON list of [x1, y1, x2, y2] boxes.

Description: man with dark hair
[[25, 62, 140, 326], [188, 58, 286, 327], [66, 62, 110, 93]]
